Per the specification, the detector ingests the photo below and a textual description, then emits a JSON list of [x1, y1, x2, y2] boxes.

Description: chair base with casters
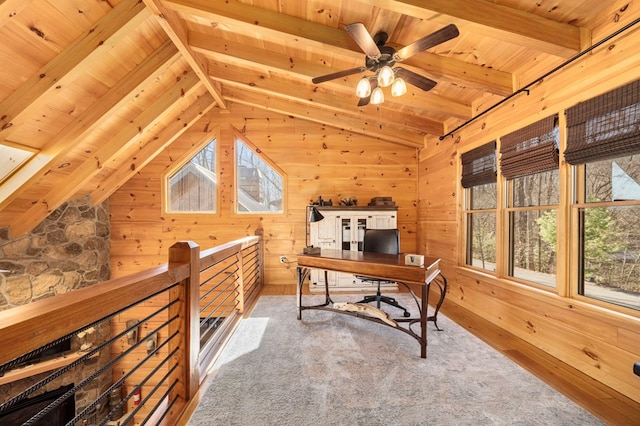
[[356, 282, 411, 317]]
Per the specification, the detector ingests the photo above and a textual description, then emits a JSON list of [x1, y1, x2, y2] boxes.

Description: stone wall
[[0, 195, 112, 421], [0, 195, 110, 311]]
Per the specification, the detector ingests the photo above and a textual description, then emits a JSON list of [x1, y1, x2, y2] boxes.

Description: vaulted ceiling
[[0, 0, 634, 237]]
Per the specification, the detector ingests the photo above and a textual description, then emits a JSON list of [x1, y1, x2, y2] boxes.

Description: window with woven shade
[[565, 79, 640, 165], [461, 141, 496, 188], [500, 115, 560, 289], [457, 79, 640, 313], [567, 79, 640, 311], [500, 114, 559, 179], [461, 141, 497, 272]]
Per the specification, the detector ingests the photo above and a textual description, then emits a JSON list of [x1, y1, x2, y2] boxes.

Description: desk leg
[[324, 270, 333, 305], [427, 273, 448, 331], [420, 282, 429, 359], [297, 268, 331, 317], [296, 266, 303, 320]]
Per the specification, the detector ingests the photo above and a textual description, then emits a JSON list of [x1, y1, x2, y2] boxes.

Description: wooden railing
[[0, 233, 263, 425]]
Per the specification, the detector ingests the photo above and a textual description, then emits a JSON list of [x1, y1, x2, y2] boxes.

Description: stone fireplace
[[0, 195, 113, 422], [0, 384, 76, 425], [0, 195, 110, 310]]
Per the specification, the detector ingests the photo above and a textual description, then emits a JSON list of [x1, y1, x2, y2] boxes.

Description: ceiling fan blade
[[312, 67, 367, 84], [345, 23, 381, 59], [395, 68, 437, 92], [394, 24, 459, 61]]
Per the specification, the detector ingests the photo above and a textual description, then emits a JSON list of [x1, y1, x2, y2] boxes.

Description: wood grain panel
[[448, 271, 640, 396], [110, 104, 418, 281], [418, 21, 640, 405], [617, 326, 640, 355]]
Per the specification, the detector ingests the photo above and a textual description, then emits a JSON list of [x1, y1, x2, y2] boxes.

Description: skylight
[[0, 143, 36, 185]]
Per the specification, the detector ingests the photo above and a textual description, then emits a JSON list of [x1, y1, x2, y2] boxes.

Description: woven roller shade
[[500, 114, 559, 179], [565, 79, 640, 164], [461, 141, 496, 188]]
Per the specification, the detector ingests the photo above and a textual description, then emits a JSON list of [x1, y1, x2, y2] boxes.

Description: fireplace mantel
[[0, 351, 98, 386]]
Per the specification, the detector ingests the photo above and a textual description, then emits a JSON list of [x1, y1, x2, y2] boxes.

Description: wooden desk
[[296, 249, 447, 358]]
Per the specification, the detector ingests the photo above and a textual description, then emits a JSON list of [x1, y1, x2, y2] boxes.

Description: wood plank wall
[[109, 105, 418, 286], [108, 9, 640, 406], [419, 19, 640, 403]]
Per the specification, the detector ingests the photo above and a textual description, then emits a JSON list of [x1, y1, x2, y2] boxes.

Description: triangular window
[[235, 136, 284, 213], [167, 139, 217, 212]]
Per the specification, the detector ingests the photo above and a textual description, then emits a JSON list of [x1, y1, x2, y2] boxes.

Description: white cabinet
[[338, 215, 367, 251], [308, 207, 398, 293]]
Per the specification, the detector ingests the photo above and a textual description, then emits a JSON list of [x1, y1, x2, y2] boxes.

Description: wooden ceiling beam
[[0, 0, 149, 139], [171, 0, 514, 96], [217, 76, 442, 136], [165, 0, 353, 50], [223, 87, 426, 148], [142, 0, 226, 109], [205, 60, 444, 135], [91, 91, 216, 205], [10, 72, 203, 237], [403, 54, 515, 97], [355, 0, 584, 58], [191, 33, 471, 121], [0, 41, 181, 211], [406, 54, 511, 95]]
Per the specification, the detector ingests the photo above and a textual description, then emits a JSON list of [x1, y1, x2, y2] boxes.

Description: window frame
[[570, 157, 640, 313], [497, 114, 562, 290], [0, 141, 38, 185], [459, 85, 640, 316], [233, 130, 287, 215], [503, 171, 560, 290], [460, 141, 498, 273], [564, 79, 640, 313], [464, 185, 498, 272], [162, 131, 220, 216]]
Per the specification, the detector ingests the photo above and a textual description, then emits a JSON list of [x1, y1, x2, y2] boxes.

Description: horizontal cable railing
[[196, 235, 264, 373], [0, 232, 263, 425]]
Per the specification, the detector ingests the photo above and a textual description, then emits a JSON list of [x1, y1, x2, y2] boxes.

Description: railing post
[[236, 249, 245, 314], [255, 228, 265, 289], [168, 241, 200, 402]]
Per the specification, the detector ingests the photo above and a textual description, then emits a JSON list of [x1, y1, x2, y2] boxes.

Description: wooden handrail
[[0, 263, 190, 366], [0, 233, 264, 425], [199, 235, 261, 269]]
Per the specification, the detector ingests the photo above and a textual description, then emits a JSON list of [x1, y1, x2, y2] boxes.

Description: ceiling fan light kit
[[356, 67, 406, 101], [356, 77, 372, 97], [313, 23, 459, 106], [371, 87, 385, 104], [391, 77, 407, 97], [377, 65, 395, 87]]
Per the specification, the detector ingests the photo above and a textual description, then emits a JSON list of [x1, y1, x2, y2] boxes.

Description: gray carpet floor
[[189, 295, 603, 425]]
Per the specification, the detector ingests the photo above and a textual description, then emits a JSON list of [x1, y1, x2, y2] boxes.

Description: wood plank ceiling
[[0, 0, 634, 237]]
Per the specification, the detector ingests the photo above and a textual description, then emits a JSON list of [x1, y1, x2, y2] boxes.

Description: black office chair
[[356, 228, 410, 317]]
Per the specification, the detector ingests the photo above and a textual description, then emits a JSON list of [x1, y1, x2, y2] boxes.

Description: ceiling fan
[[312, 23, 459, 106]]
